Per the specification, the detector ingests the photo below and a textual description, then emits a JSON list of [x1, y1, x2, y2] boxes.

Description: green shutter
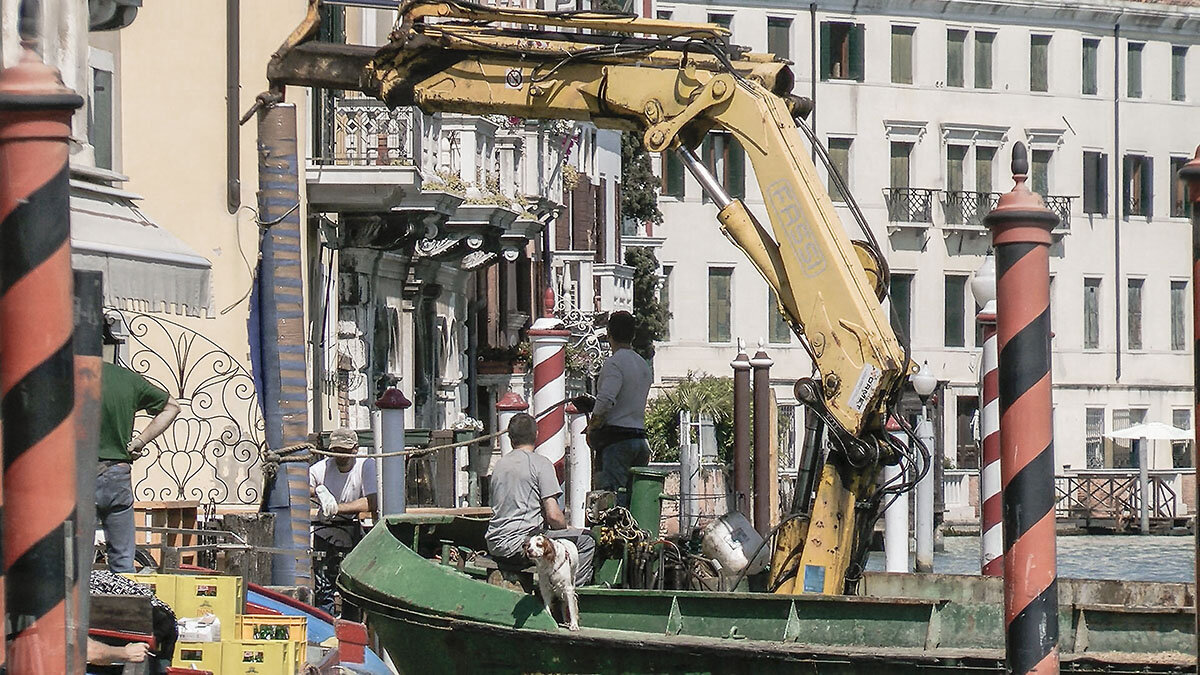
[[1122, 155, 1133, 217], [819, 22, 832, 80], [849, 24, 865, 81], [728, 137, 745, 199], [1097, 154, 1108, 216], [664, 151, 684, 198], [1144, 157, 1154, 218]]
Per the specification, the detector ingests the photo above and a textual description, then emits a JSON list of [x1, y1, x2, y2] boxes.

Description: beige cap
[[328, 428, 358, 450]]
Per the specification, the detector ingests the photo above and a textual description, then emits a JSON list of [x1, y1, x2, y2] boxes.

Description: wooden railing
[[1054, 472, 1178, 522]]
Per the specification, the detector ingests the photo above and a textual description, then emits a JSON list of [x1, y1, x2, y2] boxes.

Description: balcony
[[884, 187, 936, 231], [942, 190, 1000, 231], [1043, 195, 1073, 231]]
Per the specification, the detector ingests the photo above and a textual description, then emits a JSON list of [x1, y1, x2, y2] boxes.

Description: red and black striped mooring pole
[[0, 48, 83, 672], [984, 142, 1059, 674], [1176, 145, 1200, 669]]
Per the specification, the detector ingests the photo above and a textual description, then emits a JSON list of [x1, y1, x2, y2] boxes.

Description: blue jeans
[[595, 438, 650, 507], [96, 462, 135, 573]]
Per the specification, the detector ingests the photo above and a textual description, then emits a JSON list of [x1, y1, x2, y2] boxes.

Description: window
[[974, 32, 994, 88], [1172, 280, 1187, 351], [827, 137, 852, 202], [660, 265, 673, 340], [1030, 149, 1051, 196], [889, 273, 913, 341], [944, 275, 967, 347], [975, 146, 996, 192], [707, 13, 732, 31], [1173, 46, 1188, 101], [1127, 42, 1144, 98], [946, 29, 966, 88], [708, 268, 733, 343], [661, 151, 684, 198], [890, 141, 912, 188], [1083, 277, 1101, 349], [768, 288, 791, 344], [1082, 38, 1100, 95], [891, 26, 914, 84], [767, 17, 792, 61], [1123, 154, 1153, 218], [702, 133, 745, 199], [89, 67, 114, 170], [1171, 156, 1192, 218], [1127, 278, 1144, 350], [656, 10, 671, 20], [946, 145, 967, 193], [1031, 34, 1051, 92], [1085, 407, 1105, 469], [1112, 408, 1147, 468], [821, 22, 864, 81], [1083, 152, 1108, 215], [1172, 408, 1193, 468]]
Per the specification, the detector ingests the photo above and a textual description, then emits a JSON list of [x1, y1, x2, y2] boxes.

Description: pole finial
[[542, 286, 555, 318], [1011, 142, 1029, 184]]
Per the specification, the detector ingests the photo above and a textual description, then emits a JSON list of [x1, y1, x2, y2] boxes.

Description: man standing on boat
[[310, 428, 377, 618], [587, 311, 652, 506], [487, 413, 595, 585], [98, 362, 181, 573]]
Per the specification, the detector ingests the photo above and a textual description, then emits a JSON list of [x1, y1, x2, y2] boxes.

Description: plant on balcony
[[625, 246, 670, 361], [565, 342, 596, 381], [562, 163, 581, 191], [477, 341, 531, 373], [422, 169, 468, 195]]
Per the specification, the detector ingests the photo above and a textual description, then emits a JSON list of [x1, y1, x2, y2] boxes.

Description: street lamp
[[912, 360, 937, 573], [970, 253, 997, 308]]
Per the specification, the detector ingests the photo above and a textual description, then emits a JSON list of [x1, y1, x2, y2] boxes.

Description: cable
[[726, 511, 807, 592]]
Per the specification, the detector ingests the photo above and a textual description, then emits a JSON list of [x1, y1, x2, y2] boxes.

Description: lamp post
[[911, 362, 938, 573], [972, 254, 1003, 576]]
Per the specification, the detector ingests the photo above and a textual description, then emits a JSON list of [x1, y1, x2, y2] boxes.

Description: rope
[[263, 429, 510, 464]]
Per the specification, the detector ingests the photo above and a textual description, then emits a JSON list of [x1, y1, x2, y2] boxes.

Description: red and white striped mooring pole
[[0, 47, 83, 673], [974, 279, 1002, 577], [529, 288, 570, 496], [984, 142, 1059, 675]]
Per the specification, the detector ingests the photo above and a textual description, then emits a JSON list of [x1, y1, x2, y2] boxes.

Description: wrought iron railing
[[1043, 195, 1073, 230], [884, 187, 935, 224], [942, 190, 1000, 228], [314, 94, 418, 166], [1053, 472, 1177, 525], [109, 309, 265, 507]]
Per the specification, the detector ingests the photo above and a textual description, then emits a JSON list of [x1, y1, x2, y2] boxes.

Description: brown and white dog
[[523, 534, 580, 630]]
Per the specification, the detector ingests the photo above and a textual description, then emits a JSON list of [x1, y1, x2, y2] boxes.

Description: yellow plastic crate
[[221, 639, 298, 675], [236, 614, 307, 643], [173, 641, 222, 673], [173, 575, 244, 627], [125, 573, 177, 610]]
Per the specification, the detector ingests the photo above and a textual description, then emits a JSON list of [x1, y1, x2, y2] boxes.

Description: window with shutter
[[822, 22, 863, 81], [891, 26, 914, 84], [727, 136, 745, 199], [1030, 150, 1051, 196], [848, 24, 865, 81], [946, 145, 967, 192], [1127, 43, 1144, 98], [944, 275, 967, 348], [767, 17, 792, 61], [768, 288, 791, 344], [1085, 407, 1105, 469], [708, 268, 733, 343], [890, 142, 912, 188], [975, 146, 996, 192], [974, 32, 995, 88], [1083, 277, 1101, 349], [708, 13, 733, 31], [1124, 155, 1153, 218], [1127, 278, 1144, 350], [662, 151, 684, 198], [1171, 280, 1187, 351], [827, 137, 852, 202], [946, 30, 966, 88], [1031, 34, 1051, 92], [1173, 46, 1188, 102], [889, 273, 913, 341], [1172, 408, 1193, 468], [1172, 156, 1192, 218], [1082, 38, 1100, 95], [1083, 152, 1108, 215]]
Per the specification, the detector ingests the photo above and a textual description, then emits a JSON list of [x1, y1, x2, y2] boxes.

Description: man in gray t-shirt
[[486, 413, 595, 585]]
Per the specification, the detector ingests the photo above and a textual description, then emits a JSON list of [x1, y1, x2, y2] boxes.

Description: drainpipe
[[1114, 22, 1122, 381], [1174, 145, 1200, 666], [730, 340, 751, 518], [226, 0, 240, 213], [809, 2, 818, 163]]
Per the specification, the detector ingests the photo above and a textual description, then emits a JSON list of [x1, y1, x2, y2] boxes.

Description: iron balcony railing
[[314, 94, 419, 166], [1043, 195, 1073, 230], [884, 187, 936, 224], [942, 190, 1001, 228]]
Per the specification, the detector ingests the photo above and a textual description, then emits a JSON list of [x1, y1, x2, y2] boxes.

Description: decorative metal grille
[[555, 286, 609, 380], [884, 187, 935, 223], [1043, 195, 1073, 230], [317, 94, 416, 166], [942, 190, 1000, 227], [108, 309, 265, 507]]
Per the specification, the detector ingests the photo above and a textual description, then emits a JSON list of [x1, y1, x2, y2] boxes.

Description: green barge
[[339, 514, 1195, 674]]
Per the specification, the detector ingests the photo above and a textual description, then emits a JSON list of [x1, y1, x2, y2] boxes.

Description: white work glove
[[315, 485, 339, 519]]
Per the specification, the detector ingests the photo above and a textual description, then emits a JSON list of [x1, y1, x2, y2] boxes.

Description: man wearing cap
[[309, 428, 377, 617]]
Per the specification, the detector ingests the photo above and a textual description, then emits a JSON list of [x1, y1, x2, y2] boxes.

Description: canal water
[[865, 534, 1196, 582]]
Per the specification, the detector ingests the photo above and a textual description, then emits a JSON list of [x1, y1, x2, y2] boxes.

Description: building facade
[[649, 0, 1200, 473]]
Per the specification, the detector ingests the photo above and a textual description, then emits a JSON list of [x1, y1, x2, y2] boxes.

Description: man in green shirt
[[98, 362, 180, 572]]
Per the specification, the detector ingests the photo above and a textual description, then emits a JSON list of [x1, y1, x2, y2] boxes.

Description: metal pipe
[[883, 418, 909, 573], [978, 302, 1003, 576], [256, 101, 312, 586], [73, 269, 104, 671], [226, 0, 240, 213], [679, 410, 697, 534], [984, 142, 1060, 674], [730, 340, 752, 518], [914, 404, 935, 573], [1175, 144, 1200, 669], [793, 403, 824, 515], [751, 342, 773, 536], [1137, 438, 1150, 534], [677, 145, 732, 209], [1114, 22, 1122, 381], [377, 388, 412, 516], [809, 2, 817, 162], [0, 47, 83, 673]]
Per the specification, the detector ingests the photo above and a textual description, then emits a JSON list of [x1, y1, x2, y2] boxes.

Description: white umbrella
[[1105, 422, 1192, 441], [1104, 421, 1191, 533]]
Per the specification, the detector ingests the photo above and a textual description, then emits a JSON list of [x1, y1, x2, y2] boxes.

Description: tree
[[619, 131, 663, 228], [645, 373, 738, 464], [625, 246, 669, 360]]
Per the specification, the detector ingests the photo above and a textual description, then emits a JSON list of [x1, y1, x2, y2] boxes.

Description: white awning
[[70, 179, 213, 317]]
